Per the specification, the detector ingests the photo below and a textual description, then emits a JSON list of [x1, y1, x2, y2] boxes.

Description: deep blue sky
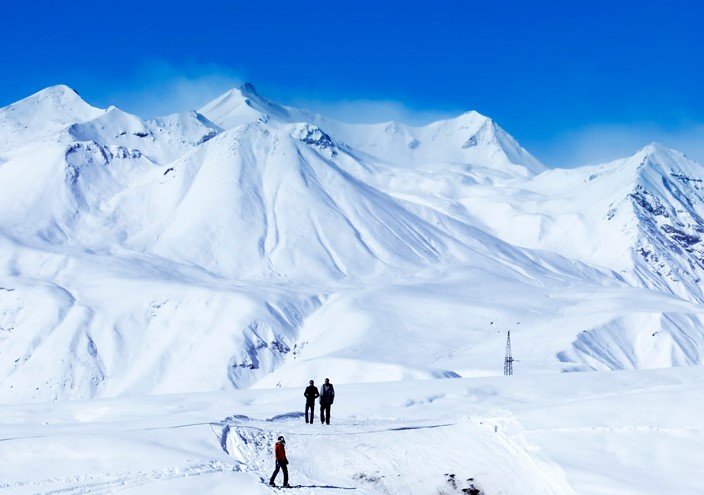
[[2, 0, 703, 166]]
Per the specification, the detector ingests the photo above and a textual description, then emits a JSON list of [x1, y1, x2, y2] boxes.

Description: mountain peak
[[37, 83, 79, 96], [626, 142, 693, 174], [428, 110, 492, 131], [199, 83, 293, 129], [0, 84, 104, 151], [198, 86, 264, 129], [6, 84, 95, 112], [240, 81, 258, 97], [456, 109, 490, 122], [635, 142, 681, 158]]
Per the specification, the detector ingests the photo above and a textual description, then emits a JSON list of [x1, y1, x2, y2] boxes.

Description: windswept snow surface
[[2, 82, 704, 492]]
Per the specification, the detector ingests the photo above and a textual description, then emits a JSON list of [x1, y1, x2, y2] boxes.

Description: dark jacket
[[274, 441, 287, 461], [320, 382, 335, 405], [304, 385, 319, 403]]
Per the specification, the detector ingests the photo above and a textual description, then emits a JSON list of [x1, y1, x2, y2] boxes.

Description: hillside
[[0, 84, 703, 403]]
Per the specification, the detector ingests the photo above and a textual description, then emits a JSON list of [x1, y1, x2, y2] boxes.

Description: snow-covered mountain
[[0, 85, 103, 158], [198, 83, 545, 177], [0, 83, 703, 402], [458, 143, 704, 300]]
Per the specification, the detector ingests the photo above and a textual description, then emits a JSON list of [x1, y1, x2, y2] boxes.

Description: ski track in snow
[[0, 417, 518, 495], [0, 405, 571, 494], [218, 416, 572, 494], [0, 461, 239, 495]]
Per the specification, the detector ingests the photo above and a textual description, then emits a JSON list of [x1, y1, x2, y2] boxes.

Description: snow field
[[1, 367, 701, 494], [1, 83, 704, 494]]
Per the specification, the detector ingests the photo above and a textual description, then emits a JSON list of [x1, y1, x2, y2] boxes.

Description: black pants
[[305, 402, 315, 423], [320, 403, 331, 424], [270, 460, 288, 485]]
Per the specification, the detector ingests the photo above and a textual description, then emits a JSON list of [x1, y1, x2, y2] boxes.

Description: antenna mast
[[504, 330, 514, 376]]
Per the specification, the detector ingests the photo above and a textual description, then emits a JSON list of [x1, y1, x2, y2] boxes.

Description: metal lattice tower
[[504, 330, 514, 376]]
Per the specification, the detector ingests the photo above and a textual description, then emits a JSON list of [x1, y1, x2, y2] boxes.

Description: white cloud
[[292, 97, 463, 126], [102, 61, 244, 118]]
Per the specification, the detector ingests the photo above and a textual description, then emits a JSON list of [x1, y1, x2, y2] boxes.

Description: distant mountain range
[[0, 84, 702, 402]]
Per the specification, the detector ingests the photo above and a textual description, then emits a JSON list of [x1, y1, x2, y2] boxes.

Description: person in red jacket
[[269, 435, 291, 488]]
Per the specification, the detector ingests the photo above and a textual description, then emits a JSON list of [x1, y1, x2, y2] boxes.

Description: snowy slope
[[1, 83, 704, 405], [458, 143, 704, 302], [198, 82, 295, 129], [147, 110, 222, 146], [0, 367, 701, 494], [0, 85, 104, 155], [323, 112, 546, 177]]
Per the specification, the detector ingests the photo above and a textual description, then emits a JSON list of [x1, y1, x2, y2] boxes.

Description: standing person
[[269, 435, 291, 488], [319, 377, 335, 425], [304, 380, 319, 424]]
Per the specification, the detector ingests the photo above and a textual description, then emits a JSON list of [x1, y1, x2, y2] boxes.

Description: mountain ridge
[[1, 83, 703, 402]]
